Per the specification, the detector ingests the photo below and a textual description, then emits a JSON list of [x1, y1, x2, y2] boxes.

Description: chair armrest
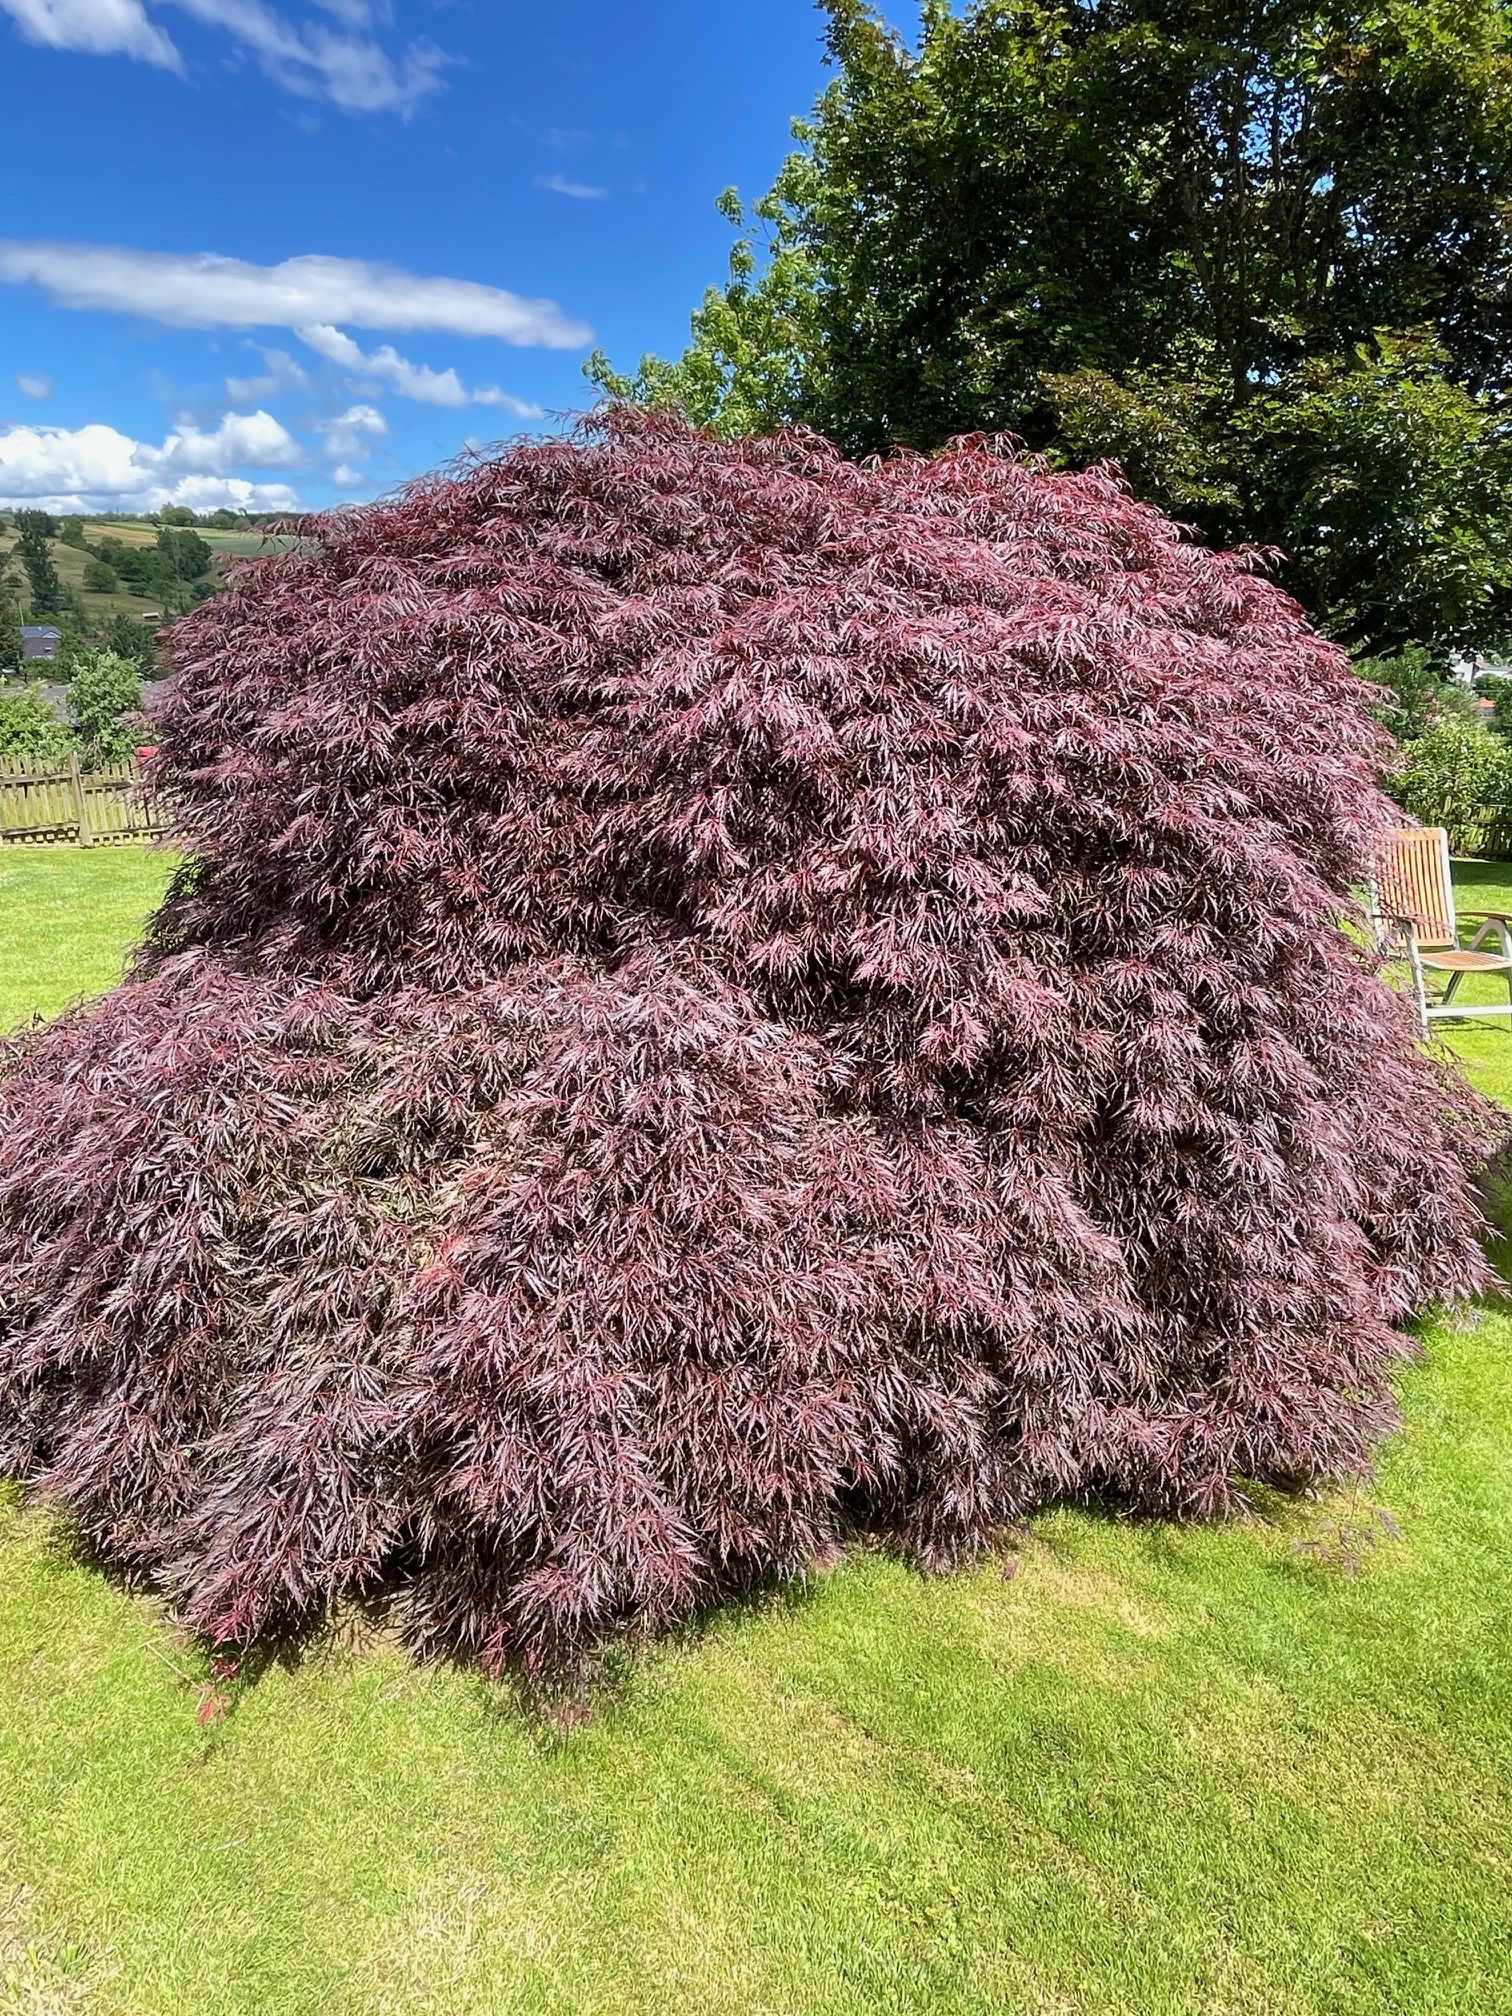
[[1463, 912, 1512, 956]]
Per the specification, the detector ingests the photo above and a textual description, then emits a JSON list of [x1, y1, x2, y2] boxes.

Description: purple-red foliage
[[0, 412, 1502, 1680]]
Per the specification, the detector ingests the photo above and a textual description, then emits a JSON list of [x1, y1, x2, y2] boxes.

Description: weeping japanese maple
[[0, 412, 1499, 1680]]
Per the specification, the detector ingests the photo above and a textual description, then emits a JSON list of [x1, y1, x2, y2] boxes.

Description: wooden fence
[[0, 752, 170, 846], [1435, 806, 1512, 862], [1442, 806, 1512, 860]]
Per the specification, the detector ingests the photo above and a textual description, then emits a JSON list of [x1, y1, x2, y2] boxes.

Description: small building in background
[[1450, 650, 1512, 687], [20, 625, 62, 663]]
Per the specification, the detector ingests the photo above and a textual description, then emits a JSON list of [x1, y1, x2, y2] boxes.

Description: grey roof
[[20, 625, 62, 639]]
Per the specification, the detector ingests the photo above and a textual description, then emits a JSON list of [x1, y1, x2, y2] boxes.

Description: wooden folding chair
[[1369, 826, 1512, 1037]]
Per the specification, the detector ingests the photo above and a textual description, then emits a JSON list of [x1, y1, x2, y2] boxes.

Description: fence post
[[69, 750, 92, 847]]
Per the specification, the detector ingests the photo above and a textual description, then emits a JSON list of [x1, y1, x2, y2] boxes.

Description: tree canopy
[[13, 510, 64, 618], [0, 569, 24, 675], [67, 649, 144, 766], [594, 0, 1512, 653]]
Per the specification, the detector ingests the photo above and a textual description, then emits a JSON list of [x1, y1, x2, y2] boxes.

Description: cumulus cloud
[[315, 402, 386, 461], [225, 343, 310, 403], [297, 322, 544, 415], [535, 172, 606, 201], [329, 461, 367, 487], [15, 373, 52, 399], [0, 241, 591, 348], [0, 0, 449, 116], [161, 408, 303, 470], [0, 0, 182, 70], [0, 408, 303, 513]]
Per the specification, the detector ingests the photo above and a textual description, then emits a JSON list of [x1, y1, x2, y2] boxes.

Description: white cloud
[[535, 172, 606, 201], [330, 461, 367, 487], [15, 373, 52, 399], [315, 402, 386, 461], [472, 386, 544, 417], [1, 0, 447, 115], [0, 0, 181, 69], [0, 241, 591, 348], [160, 0, 448, 116], [225, 343, 309, 403], [297, 322, 543, 415], [161, 408, 303, 470], [152, 472, 302, 513], [297, 323, 366, 370], [310, 0, 382, 25], [0, 410, 302, 515]]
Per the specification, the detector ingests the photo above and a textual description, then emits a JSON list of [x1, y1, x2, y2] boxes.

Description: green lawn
[[0, 845, 175, 1030], [1, 849, 1510, 2016]]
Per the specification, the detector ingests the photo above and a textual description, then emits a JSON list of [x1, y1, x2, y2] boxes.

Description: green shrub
[[1357, 646, 1475, 742], [0, 689, 72, 762], [67, 650, 143, 766], [1392, 717, 1512, 841]]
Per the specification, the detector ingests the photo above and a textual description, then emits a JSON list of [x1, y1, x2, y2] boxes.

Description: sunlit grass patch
[[0, 845, 175, 1030]]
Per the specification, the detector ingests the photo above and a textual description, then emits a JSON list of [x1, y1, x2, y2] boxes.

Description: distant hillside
[[1, 513, 301, 646], [87, 517, 301, 561], [1, 523, 163, 626]]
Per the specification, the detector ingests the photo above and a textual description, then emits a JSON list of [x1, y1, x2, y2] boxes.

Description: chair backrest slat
[[1371, 827, 1456, 949]]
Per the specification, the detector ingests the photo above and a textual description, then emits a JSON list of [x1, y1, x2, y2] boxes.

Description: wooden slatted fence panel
[[0, 752, 77, 843], [79, 759, 170, 842], [1450, 806, 1512, 860], [0, 752, 170, 846]]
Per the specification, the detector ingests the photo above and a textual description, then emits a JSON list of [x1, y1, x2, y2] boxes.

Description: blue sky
[[0, 0, 882, 517]]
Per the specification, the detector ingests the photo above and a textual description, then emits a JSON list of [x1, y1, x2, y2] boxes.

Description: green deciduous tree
[[588, 188, 823, 435], [1234, 332, 1512, 652], [1357, 644, 1476, 742], [0, 570, 24, 675], [99, 612, 159, 674], [0, 688, 72, 762], [68, 649, 143, 766], [82, 557, 118, 594], [608, 0, 1512, 653], [1392, 716, 1512, 830], [13, 510, 63, 617], [156, 525, 213, 583]]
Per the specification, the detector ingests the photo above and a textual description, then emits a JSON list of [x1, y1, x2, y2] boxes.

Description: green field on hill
[[1, 518, 300, 640], [0, 525, 165, 625], [87, 517, 298, 558]]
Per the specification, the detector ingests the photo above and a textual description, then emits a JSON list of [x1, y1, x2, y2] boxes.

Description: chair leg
[[1410, 950, 1431, 1039]]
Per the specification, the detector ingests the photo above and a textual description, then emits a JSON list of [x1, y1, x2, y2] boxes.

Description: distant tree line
[[86, 525, 215, 603]]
